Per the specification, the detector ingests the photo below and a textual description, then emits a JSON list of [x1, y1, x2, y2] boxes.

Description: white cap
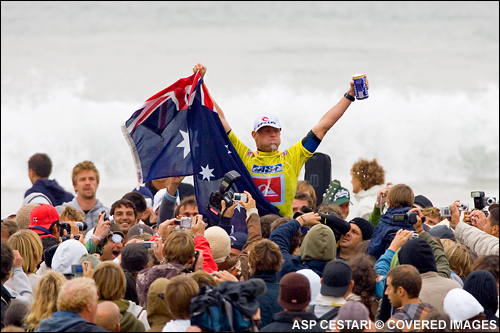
[[153, 188, 167, 213], [443, 288, 484, 321], [253, 115, 281, 132]]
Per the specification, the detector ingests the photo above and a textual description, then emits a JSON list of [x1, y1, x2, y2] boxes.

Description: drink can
[[352, 74, 368, 100]]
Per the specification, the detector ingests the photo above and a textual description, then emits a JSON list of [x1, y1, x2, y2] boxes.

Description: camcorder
[[207, 170, 241, 217], [296, 206, 351, 242], [392, 211, 418, 224], [471, 191, 496, 210], [60, 221, 88, 241], [175, 217, 192, 229]]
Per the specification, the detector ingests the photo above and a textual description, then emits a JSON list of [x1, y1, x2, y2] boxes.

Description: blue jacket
[[251, 272, 283, 328], [35, 311, 108, 332], [366, 207, 416, 260], [25, 178, 74, 206]]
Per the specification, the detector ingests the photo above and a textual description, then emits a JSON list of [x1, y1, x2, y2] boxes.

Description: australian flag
[[122, 72, 280, 229]]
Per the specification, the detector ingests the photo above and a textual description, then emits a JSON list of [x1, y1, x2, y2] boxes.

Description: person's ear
[[251, 131, 257, 140]]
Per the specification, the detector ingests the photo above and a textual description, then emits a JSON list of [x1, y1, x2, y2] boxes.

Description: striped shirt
[[384, 302, 435, 332]]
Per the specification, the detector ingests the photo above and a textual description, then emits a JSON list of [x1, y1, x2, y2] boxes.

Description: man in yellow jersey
[[193, 64, 367, 218]]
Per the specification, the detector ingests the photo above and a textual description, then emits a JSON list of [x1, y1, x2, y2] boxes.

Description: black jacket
[[260, 311, 325, 332]]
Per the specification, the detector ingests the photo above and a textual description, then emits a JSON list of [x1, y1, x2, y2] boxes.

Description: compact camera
[[471, 191, 496, 210], [439, 207, 452, 218], [71, 264, 84, 277], [392, 211, 418, 224], [458, 202, 469, 211], [233, 193, 248, 203], [143, 241, 154, 249], [175, 217, 192, 229], [207, 170, 241, 217]]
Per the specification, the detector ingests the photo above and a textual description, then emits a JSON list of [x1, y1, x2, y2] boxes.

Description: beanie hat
[[463, 270, 499, 322], [16, 203, 39, 230], [321, 260, 353, 297], [78, 253, 102, 269], [297, 224, 336, 262], [334, 301, 370, 322], [205, 226, 231, 263], [429, 225, 456, 242], [42, 244, 59, 268], [297, 269, 321, 305], [278, 272, 310, 311], [121, 243, 150, 273], [229, 232, 247, 251], [398, 238, 437, 274], [29, 204, 59, 238], [443, 288, 484, 321], [51, 239, 88, 275], [350, 217, 374, 240], [414, 195, 433, 210]]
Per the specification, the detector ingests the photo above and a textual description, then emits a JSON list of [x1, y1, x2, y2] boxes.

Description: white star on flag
[[199, 164, 215, 181], [234, 201, 244, 212], [177, 130, 190, 158], [225, 145, 232, 154]]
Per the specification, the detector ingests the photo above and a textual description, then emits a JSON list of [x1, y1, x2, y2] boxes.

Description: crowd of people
[[1, 64, 499, 332]]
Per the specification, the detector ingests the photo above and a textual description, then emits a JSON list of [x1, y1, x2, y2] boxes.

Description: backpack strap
[[319, 306, 340, 321]]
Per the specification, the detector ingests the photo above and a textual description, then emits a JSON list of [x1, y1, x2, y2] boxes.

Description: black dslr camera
[[392, 211, 418, 224], [471, 191, 496, 210], [60, 221, 88, 241], [207, 170, 241, 217], [295, 206, 351, 241]]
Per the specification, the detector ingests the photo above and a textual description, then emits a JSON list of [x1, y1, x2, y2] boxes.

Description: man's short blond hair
[[59, 206, 85, 222], [57, 277, 98, 314], [71, 160, 100, 185]]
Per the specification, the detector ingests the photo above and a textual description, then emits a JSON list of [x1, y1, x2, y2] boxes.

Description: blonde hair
[[444, 242, 474, 281], [71, 160, 100, 185], [387, 184, 414, 208], [59, 206, 85, 222], [422, 207, 444, 221], [439, 238, 456, 252], [57, 277, 98, 314], [92, 261, 126, 301], [7, 229, 43, 273], [25, 270, 67, 331], [296, 180, 317, 210], [163, 230, 195, 266], [165, 275, 199, 319]]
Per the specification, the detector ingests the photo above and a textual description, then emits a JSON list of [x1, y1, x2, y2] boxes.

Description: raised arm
[[193, 63, 231, 133], [311, 76, 367, 140]]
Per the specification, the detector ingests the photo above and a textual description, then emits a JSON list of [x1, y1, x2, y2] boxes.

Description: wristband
[[92, 235, 102, 242], [344, 93, 355, 102]]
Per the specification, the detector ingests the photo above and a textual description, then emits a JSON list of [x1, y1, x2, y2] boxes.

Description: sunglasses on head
[[109, 231, 123, 243]]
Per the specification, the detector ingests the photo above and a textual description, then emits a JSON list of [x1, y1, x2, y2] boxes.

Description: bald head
[[95, 301, 121, 332]]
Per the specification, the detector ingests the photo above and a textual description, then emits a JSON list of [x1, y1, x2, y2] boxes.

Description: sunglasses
[[109, 231, 123, 243]]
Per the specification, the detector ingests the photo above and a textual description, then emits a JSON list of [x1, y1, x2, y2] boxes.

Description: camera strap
[[29, 225, 52, 235]]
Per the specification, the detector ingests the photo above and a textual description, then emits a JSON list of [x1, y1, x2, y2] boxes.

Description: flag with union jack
[[122, 72, 280, 223]]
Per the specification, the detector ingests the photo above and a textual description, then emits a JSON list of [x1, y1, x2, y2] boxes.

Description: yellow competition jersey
[[228, 131, 314, 217]]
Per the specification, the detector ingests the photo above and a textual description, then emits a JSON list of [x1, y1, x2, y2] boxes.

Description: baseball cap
[[329, 187, 351, 206], [414, 195, 433, 210], [29, 204, 59, 237], [321, 260, 353, 297], [23, 192, 52, 206], [253, 115, 281, 132], [278, 272, 311, 311], [229, 232, 248, 251]]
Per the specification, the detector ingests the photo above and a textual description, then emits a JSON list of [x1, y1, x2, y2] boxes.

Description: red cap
[[29, 204, 59, 236]]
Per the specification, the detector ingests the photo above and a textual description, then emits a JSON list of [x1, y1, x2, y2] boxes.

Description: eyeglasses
[[109, 231, 123, 243]]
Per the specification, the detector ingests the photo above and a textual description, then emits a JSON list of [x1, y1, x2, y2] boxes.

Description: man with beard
[[338, 218, 374, 260], [56, 160, 110, 232], [193, 63, 366, 218]]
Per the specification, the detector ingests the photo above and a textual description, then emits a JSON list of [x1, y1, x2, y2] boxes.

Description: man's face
[[423, 215, 440, 227], [339, 223, 363, 250], [74, 170, 98, 200], [481, 215, 498, 237], [252, 126, 281, 152], [179, 204, 199, 218], [385, 276, 402, 308], [113, 205, 136, 233], [293, 199, 309, 215], [336, 202, 350, 220], [100, 235, 124, 261]]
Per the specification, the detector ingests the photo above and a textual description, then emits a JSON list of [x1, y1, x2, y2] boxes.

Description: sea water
[[1, 1, 498, 217]]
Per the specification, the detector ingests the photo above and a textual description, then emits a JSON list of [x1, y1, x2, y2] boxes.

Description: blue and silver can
[[352, 74, 368, 100]]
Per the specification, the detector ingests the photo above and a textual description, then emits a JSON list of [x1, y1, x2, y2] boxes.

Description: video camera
[[471, 191, 496, 210], [392, 211, 418, 224], [207, 170, 241, 217]]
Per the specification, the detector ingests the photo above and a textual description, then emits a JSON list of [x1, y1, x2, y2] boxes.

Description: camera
[[296, 206, 351, 242], [143, 241, 154, 249], [471, 191, 497, 210], [439, 207, 452, 218], [207, 170, 241, 217], [175, 217, 192, 229], [392, 211, 418, 224], [102, 210, 110, 221], [71, 264, 84, 277], [233, 193, 248, 203], [458, 202, 469, 211]]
